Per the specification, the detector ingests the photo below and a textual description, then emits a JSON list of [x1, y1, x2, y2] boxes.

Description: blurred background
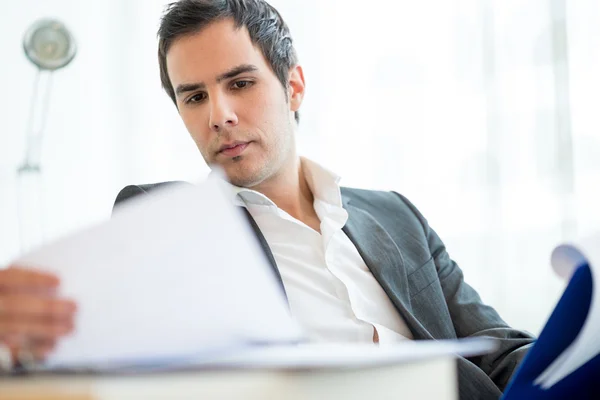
[[1, 0, 599, 335]]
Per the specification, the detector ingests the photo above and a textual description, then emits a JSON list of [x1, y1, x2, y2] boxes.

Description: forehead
[[166, 19, 267, 85]]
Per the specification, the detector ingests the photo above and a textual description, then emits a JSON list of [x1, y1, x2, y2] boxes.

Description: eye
[[232, 80, 253, 90], [186, 92, 207, 104]]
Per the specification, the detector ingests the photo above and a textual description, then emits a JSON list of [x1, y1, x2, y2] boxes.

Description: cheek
[[180, 111, 211, 153], [237, 93, 269, 126], [244, 88, 289, 133]]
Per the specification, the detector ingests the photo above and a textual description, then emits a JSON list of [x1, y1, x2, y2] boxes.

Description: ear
[[287, 65, 305, 113]]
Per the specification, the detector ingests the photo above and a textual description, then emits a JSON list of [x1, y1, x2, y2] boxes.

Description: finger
[[31, 341, 57, 361], [3, 338, 58, 364], [0, 334, 24, 348], [28, 338, 58, 361], [0, 295, 77, 318], [0, 318, 74, 339], [0, 268, 59, 291], [1, 336, 57, 353]]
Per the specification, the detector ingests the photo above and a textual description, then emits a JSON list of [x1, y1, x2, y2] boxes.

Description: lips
[[218, 141, 250, 157]]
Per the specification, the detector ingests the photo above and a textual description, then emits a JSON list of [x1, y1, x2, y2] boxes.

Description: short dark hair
[[158, 0, 300, 123]]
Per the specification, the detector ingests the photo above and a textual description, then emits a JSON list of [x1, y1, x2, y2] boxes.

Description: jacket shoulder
[[113, 181, 190, 212], [341, 187, 424, 223]]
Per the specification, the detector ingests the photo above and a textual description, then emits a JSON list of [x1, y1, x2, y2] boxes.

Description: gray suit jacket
[[114, 182, 535, 400]]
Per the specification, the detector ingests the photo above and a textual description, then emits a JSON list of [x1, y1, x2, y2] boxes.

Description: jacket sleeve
[[395, 192, 535, 391]]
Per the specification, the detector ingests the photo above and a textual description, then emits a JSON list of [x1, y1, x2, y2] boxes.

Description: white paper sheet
[[34, 338, 497, 373], [195, 338, 498, 370], [14, 177, 304, 369], [534, 232, 600, 389]]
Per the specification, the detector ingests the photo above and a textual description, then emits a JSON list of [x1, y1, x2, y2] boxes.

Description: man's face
[[166, 19, 304, 187]]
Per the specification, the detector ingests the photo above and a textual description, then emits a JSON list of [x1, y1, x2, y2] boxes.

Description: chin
[[226, 165, 268, 188], [216, 152, 274, 188], [227, 174, 260, 188]]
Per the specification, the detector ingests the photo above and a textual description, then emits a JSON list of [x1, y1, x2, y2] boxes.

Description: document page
[[14, 178, 304, 369], [534, 232, 600, 388]]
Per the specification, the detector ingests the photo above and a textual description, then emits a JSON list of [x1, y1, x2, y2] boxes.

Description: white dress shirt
[[224, 158, 413, 344]]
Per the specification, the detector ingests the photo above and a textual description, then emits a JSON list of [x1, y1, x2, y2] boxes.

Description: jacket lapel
[[240, 208, 288, 301], [341, 197, 433, 340]]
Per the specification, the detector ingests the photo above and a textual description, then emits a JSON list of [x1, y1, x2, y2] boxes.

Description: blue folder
[[503, 263, 600, 399]]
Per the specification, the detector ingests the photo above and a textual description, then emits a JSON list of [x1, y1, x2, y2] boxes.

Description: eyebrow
[[175, 64, 259, 97]]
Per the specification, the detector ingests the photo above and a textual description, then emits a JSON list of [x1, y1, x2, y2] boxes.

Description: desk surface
[[0, 356, 457, 400]]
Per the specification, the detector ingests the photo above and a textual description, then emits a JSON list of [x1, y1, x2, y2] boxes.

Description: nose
[[208, 93, 238, 133]]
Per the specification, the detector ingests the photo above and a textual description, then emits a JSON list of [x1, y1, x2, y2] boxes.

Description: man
[[0, 0, 534, 398]]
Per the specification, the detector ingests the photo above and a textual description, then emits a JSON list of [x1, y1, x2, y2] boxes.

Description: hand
[[0, 267, 77, 367]]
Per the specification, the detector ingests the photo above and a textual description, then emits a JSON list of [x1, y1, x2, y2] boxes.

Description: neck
[[251, 157, 316, 224]]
